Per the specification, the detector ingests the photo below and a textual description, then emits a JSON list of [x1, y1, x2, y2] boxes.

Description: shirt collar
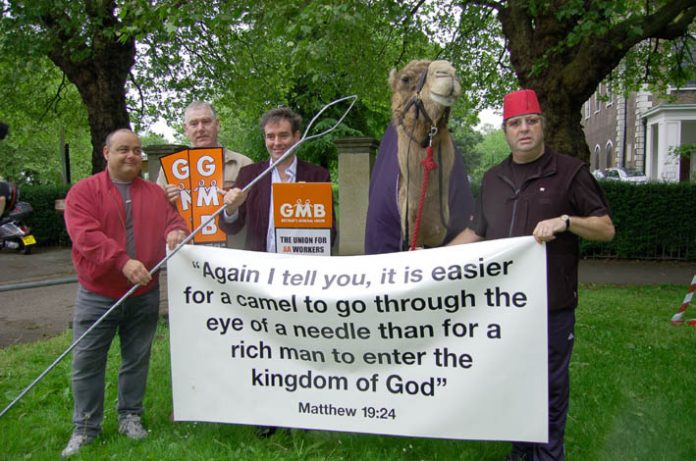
[[270, 155, 298, 182]]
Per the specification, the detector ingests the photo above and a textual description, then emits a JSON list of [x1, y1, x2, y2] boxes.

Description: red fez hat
[[503, 89, 542, 120]]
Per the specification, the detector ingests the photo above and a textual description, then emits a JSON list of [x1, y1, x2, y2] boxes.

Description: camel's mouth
[[430, 92, 457, 107]]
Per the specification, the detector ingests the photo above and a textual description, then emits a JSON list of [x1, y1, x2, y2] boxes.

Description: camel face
[[426, 60, 461, 108], [390, 60, 460, 141], [388, 59, 460, 249]]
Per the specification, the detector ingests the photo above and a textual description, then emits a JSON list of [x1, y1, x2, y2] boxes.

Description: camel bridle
[[399, 63, 444, 148]]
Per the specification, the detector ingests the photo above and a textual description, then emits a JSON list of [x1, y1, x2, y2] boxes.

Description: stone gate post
[[335, 137, 379, 256]]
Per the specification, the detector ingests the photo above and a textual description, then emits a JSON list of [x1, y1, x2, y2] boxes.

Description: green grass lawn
[[1, 284, 695, 460]]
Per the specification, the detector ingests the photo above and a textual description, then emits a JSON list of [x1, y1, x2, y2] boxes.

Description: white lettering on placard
[[197, 155, 216, 177], [172, 158, 190, 180], [197, 184, 220, 207], [200, 214, 217, 235], [280, 201, 326, 219]]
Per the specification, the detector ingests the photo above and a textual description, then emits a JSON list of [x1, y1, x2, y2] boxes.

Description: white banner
[[167, 236, 548, 442]]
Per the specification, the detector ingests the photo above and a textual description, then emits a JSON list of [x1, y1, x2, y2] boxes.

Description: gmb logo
[[280, 199, 327, 218]]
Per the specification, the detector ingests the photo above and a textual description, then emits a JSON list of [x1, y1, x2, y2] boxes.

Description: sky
[[476, 107, 502, 132], [151, 119, 177, 142]]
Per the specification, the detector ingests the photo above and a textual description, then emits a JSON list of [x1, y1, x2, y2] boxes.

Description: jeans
[[70, 285, 160, 436]]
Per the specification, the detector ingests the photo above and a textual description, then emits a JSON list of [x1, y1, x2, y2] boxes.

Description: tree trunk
[[40, 1, 136, 175], [48, 38, 135, 174], [531, 80, 592, 163], [498, 3, 603, 163]]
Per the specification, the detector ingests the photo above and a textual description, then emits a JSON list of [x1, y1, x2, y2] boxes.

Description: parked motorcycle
[[0, 201, 37, 254]]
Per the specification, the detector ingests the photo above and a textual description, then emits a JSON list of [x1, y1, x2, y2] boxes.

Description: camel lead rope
[[409, 127, 439, 250]]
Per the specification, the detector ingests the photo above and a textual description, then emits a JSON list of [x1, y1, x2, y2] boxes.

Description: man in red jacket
[[62, 128, 188, 457]]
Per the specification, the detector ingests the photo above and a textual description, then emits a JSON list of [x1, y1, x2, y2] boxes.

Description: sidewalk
[[0, 247, 76, 287], [578, 258, 695, 286], [0, 248, 169, 348]]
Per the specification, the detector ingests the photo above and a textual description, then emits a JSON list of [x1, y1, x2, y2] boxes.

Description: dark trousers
[[511, 308, 575, 461]]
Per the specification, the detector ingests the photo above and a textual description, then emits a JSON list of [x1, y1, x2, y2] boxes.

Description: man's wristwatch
[[560, 214, 570, 231]]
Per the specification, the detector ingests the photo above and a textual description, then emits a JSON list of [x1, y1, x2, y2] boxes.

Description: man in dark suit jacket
[[219, 107, 336, 252]]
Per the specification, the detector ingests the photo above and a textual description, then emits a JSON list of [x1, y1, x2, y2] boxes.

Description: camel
[[364, 59, 473, 254], [391, 59, 461, 248]]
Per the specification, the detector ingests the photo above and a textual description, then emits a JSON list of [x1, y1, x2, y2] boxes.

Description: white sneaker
[[118, 414, 148, 439], [61, 432, 94, 458]]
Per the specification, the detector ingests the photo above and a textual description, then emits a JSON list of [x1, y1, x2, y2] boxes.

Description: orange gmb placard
[[160, 147, 226, 243], [273, 182, 333, 229], [188, 148, 225, 243], [160, 149, 192, 232]]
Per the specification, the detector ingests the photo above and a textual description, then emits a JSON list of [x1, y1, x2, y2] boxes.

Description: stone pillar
[[142, 144, 188, 182], [335, 137, 378, 256], [615, 95, 626, 168], [634, 89, 653, 172]]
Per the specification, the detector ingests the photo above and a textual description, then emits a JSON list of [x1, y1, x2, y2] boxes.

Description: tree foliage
[[455, 0, 696, 160], [471, 128, 510, 185], [1, 0, 141, 174], [133, 1, 441, 160], [1, 0, 694, 179], [0, 53, 92, 184]]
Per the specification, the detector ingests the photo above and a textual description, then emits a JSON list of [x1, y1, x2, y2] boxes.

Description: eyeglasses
[[505, 115, 542, 129]]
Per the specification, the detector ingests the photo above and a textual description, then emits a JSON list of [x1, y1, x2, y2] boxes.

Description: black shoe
[[255, 425, 277, 438]]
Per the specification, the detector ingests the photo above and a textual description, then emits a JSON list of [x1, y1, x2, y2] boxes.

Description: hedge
[[15, 184, 71, 247], [15, 181, 696, 261], [581, 181, 696, 260]]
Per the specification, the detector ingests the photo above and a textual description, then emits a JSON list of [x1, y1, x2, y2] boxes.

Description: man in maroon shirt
[[450, 89, 615, 461], [219, 107, 335, 253]]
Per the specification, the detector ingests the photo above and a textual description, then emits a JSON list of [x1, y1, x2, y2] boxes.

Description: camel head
[[389, 59, 461, 145]]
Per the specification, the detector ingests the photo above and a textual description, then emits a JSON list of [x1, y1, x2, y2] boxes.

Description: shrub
[[581, 181, 696, 260], [18, 184, 71, 246]]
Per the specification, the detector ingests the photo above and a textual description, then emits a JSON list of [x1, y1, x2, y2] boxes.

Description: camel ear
[[388, 68, 399, 90]]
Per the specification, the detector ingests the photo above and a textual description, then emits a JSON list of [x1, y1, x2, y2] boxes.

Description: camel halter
[[399, 64, 436, 148]]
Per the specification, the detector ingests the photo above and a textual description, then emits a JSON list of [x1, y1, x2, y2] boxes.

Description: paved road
[[578, 258, 695, 285], [0, 248, 171, 348], [0, 247, 694, 348]]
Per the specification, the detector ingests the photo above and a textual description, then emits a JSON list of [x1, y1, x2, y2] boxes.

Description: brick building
[[582, 82, 696, 182]]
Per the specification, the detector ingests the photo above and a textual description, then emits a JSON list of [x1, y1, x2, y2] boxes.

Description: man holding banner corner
[[449, 89, 614, 461], [62, 129, 188, 457]]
